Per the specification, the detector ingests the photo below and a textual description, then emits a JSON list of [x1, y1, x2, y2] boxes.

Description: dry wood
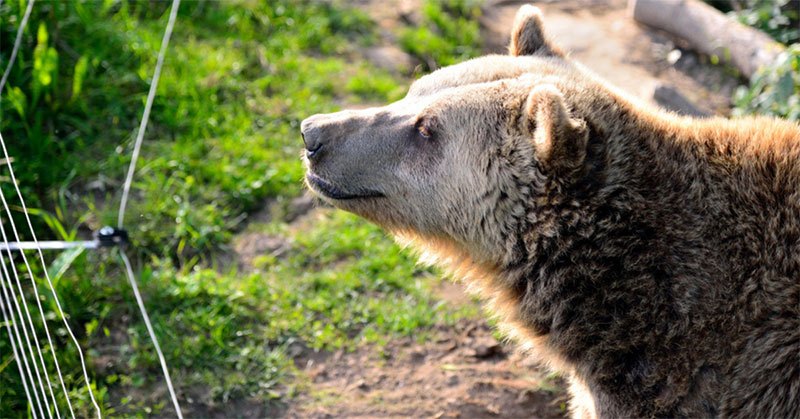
[[630, 0, 786, 77]]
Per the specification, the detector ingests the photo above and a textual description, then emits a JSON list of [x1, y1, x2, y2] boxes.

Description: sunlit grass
[[0, 0, 483, 415]]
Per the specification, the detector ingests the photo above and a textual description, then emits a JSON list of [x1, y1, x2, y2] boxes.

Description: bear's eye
[[418, 124, 432, 139], [415, 118, 435, 140]]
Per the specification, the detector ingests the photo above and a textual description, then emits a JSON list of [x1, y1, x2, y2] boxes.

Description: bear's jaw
[[305, 172, 385, 201], [392, 218, 528, 274]]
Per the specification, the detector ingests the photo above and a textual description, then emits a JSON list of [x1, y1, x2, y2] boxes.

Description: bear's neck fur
[[407, 89, 800, 417]]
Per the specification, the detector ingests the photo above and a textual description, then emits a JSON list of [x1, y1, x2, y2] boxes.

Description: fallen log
[[629, 0, 786, 78]]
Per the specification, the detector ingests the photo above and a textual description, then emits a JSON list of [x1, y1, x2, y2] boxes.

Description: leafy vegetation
[[399, 0, 483, 71], [733, 44, 800, 119], [731, 0, 799, 45], [1, 0, 390, 256], [706, 0, 800, 120], [0, 0, 479, 416]]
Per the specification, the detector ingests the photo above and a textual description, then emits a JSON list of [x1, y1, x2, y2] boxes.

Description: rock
[[653, 83, 712, 117], [288, 342, 305, 357], [470, 339, 503, 359], [410, 348, 427, 362], [666, 48, 682, 65], [516, 388, 537, 404], [485, 403, 501, 415], [355, 379, 369, 391], [446, 374, 460, 387], [441, 339, 458, 352], [674, 50, 699, 71]]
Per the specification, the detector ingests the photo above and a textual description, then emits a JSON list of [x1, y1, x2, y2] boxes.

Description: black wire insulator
[[95, 226, 129, 247]]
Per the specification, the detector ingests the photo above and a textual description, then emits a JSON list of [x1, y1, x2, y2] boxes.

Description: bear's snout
[[300, 115, 327, 162], [300, 110, 370, 163], [301, 109, 398, 203]]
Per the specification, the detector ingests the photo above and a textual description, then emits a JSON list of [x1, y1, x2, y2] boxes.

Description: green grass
[[0, 0, 481, 415], [78, 210, 472, 414], [399, 0, 483, 71], [0, 0, 395, 255], [2, 0, 796, 415]]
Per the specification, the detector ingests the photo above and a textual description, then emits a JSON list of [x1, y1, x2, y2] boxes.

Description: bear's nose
[[300, 116, 324, 161]]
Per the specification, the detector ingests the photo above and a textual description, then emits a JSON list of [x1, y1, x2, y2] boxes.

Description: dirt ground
[[250, 1, 741, 417], [284, 320, 569, 418]]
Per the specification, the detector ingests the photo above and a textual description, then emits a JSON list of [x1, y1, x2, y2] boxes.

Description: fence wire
[[0, 0, 184, 416]]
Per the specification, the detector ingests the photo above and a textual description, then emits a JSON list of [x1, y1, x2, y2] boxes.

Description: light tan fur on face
[[302, 4, 800, 418]]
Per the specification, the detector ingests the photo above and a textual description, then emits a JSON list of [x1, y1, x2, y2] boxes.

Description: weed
[[733, 44, 800, 120], [0, 1, 478, 415]]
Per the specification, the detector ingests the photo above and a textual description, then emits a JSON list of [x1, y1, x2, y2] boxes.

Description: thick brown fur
[[301, 5, 800, 418]]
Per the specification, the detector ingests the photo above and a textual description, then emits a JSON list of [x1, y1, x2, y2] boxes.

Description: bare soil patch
[[285, 319, 568, 418]]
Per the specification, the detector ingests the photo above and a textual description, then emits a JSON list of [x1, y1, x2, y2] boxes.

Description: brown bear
[[301, 5, 800, 418]]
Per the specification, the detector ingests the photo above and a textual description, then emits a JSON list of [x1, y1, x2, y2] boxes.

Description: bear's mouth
[[305, 173, 385, 200]]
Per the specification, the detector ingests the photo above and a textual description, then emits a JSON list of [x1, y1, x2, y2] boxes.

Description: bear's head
[[302, 5, 598, 269]]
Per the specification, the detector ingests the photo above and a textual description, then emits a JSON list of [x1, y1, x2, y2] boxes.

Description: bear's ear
[[523, 85, 588, 178], [509, 5, 563, 57]]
